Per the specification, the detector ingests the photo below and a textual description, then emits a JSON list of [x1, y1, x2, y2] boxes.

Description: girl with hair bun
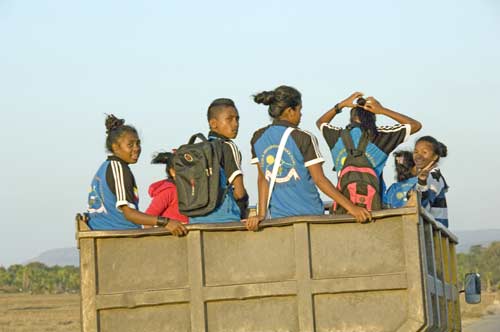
[[144, 151, 188, 224], [86, 114, 188, 236], [246, 86, 372, 231], [413, 136, 449, 227]]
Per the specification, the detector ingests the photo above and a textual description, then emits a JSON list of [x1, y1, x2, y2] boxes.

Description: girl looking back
[[86, 114, 187, 236]]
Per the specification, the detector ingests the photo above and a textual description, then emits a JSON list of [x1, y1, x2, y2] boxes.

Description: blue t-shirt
[[320, 123, 411, 197], [87, 156, 140, 230], [384, 177, 418, 208], [251, 120, 325, 218], [189, 133, 243, 223]]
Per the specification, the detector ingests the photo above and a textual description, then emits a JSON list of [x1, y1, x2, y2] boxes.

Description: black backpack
[[173, 133, 226, 217], [334, 129, 382, 213]]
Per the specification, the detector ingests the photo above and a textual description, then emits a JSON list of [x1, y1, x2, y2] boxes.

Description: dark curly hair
[[104, 114, 138, 153], [350, 98, 378, 139]]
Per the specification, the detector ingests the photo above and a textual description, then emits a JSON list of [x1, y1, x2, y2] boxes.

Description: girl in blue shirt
[[247, 86, 372, 231], [316, 92, 422, 202], [384, 150, 417, 208], [86, 114, 188, 235]]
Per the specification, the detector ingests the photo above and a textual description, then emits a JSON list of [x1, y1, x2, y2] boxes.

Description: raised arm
[[316, 92, 364, 129], [363, 97, 422, 134], [307, 163, 372, 223]]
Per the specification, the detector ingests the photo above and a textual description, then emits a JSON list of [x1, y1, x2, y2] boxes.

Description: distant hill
[[25, 247, 79, 267], [20, 229, 500, 267], [454, 229, 500, 253]]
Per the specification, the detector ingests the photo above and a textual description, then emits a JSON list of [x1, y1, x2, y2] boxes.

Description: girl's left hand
[[417, 160, 437, 181], [243, 215, 265, 231], [362, 97, 384, 114]]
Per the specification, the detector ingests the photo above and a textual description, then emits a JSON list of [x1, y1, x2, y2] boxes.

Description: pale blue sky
[[1, 0, 499, 266]]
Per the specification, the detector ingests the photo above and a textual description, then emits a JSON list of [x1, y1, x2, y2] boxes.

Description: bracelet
[[156, 216, 170, 227], [334, 103, 343, 114]]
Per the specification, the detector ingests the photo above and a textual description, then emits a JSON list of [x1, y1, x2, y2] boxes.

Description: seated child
[[246, 85, 371, 231], [384, 150, 417, 208], [316, 92, 422, 204], [145, 151, 188, 224], [189, 98, 250, 223], [413, 136, 449, 227], [86, 114, 188, 236]]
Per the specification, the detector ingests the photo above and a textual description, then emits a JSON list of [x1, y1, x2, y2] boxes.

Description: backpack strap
[[188, 133, 208, 144], [340, 129, 369, 157], [357, 131, 370, 154], [266, 127, 294, 217]]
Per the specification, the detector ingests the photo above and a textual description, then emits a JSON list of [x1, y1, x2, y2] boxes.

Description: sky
[[1, 0, 499, 266]]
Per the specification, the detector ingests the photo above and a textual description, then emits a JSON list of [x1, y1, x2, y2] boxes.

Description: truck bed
[[77, 203, 460, 332]]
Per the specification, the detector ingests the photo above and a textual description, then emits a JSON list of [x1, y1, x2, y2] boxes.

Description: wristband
[[334, 103, 343, 114], [156, 216, 170, 227]]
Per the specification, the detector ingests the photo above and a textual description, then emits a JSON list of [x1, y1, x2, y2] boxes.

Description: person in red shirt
[[145, 151, 189, 224]]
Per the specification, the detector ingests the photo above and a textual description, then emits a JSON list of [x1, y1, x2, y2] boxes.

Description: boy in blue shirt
[[189, 98, 249, 223]]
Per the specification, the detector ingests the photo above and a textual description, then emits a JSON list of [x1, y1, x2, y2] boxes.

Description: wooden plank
[[294, 223, 315, 332], [79, 238, 98, 332], [310, 273, 407, 294], [203, 281, 296, 301], [95, 288, 190, 310], [187, 230, 206, 332], [77, 207, 419, 239]]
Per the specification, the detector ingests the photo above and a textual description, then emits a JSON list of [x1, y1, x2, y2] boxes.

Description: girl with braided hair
[[316, 92, 422, 205], [86, 114, 188, 236], [144, 151, 188, 224]]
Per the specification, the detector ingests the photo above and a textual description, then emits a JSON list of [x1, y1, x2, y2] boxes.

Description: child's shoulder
[[251, 124, 273, 142]]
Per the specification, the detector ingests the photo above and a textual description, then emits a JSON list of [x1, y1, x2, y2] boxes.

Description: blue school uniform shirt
[[251, 120, 325, 218], [87, 156, 140, 230], [384, 177, 418, 208], [320, 123, 411, 198], [189, 132, 243, 223]]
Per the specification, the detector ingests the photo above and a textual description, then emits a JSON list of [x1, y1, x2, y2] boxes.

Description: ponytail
[[254, 85, 301, 119]]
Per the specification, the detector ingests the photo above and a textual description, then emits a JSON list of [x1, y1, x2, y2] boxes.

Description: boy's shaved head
[[207, 98, 237, 120]]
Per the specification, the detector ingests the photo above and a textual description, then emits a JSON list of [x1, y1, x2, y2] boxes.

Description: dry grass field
[[0, 293, 80, 332], [0, 292, 498, 331]]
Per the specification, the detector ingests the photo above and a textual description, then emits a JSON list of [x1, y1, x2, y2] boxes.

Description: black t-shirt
[[209, 131, 243, 184], [105, 155, 138, 208]]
